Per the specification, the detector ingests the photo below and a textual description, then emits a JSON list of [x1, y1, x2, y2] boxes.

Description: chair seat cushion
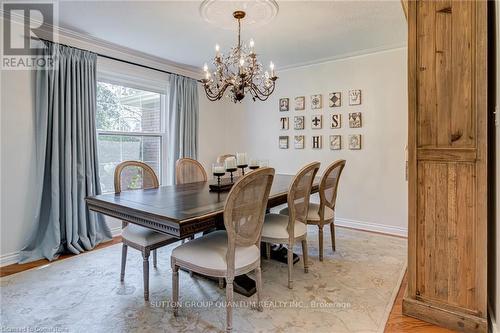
[[171, 231, 260, 272], [122, 224, 175, 247], [279, 203, 334, 222], [262, 214, 307, 240]]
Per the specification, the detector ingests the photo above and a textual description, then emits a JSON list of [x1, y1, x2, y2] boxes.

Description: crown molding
[[2, 10, 203, 79], [2, 8, 406, 79], [278, 43, 407, 72]]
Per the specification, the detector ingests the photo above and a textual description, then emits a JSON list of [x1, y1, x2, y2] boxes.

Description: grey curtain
[[167, 74, 199, 185], [19, 42, 112, 263]]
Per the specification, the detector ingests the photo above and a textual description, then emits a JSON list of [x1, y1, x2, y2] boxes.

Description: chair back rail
[[223, 167, 275, 275], [175, 158, 208, 184], [319, 160, 346, 219], [114, 160, 159, 194], [286, 162, 321, 242]]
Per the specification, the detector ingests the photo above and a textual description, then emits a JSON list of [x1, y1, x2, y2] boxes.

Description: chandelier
[[201, 10, 278, 103]]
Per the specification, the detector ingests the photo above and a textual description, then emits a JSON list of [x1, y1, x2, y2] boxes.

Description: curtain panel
[[19, 42, 112, 263], [167, 74, 199, 185]]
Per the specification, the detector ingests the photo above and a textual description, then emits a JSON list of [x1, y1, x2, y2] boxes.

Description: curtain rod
[[30, 37, 201, 82]]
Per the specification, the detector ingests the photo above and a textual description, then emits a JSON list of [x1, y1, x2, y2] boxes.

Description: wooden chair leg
[[301, 239, 309, 273], [120, 244, 128, 282], [153, 249, 158, 269], [287, 243, 293, 289], [172, 263, 179, 316], [142, 250, 150, 301], [255, 266, 263, 312], [318, 225, 324, 261], [226, 277, 234, 332], [330, 222, 336, 252], [265, 242, 271, 260]]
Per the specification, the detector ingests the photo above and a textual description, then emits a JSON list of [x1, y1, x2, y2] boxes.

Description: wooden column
[[403, 1, 488, 332]]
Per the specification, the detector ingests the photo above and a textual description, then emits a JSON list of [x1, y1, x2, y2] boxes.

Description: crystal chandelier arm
[[249, 80, 275, 101]]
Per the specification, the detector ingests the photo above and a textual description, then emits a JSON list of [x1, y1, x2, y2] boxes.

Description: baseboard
[[403, 297, 488, 333], [0, 227, 123, 267], [0, 252, 20, 267], [335, 218, 408, 237]]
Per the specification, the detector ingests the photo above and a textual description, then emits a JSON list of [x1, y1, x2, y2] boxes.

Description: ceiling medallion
[[199, 0, 279, 29], [201, 10, 278, 102]]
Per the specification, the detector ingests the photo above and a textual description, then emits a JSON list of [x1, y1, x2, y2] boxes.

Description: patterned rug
[[1, 226, 406, 333]]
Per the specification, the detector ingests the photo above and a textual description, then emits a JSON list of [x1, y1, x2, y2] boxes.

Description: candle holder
[[249, 165, 259, 170], [213, 172, 225, 187], [237, 164, 248, 176], [226, 168, 237, 183]]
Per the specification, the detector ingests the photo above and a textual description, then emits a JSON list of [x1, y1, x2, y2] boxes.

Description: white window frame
[[96, 74, 169, 187]]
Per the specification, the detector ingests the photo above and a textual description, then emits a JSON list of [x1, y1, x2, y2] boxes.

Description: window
[[96, 81, 167, 193]]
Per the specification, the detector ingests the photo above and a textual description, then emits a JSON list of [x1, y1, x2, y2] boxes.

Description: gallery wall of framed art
[[228, 47, 408, 232]]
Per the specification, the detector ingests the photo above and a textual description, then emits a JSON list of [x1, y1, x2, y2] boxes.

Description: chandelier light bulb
[[215, 44, 220, 52], [203, 63, 208, 72], [249, 39, 255, 48], [239, 57, 245, 66]]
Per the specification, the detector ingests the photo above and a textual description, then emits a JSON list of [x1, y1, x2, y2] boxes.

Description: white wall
[[225, 48, 408, 235]]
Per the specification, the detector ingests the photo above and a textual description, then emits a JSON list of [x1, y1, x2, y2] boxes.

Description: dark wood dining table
[[85, 174, 319, 296]]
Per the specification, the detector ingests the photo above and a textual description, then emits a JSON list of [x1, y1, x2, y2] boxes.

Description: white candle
[[213, 166, 225, 174], [225, 157, 237, 170], [250, 159, 259, 167], [236, 152, 248, 166]]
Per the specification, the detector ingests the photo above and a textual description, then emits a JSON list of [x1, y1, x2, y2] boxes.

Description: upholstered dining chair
[[115, 161, 179, 301], [216, 154, 236, 164], [280, 160, 345, 261], [175, 158, 208, 244], [175, 158, 208, 184], [171, 168, 275, 332], [262, 162, 320, 289]]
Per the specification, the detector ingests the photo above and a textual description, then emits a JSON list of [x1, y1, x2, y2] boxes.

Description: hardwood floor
[[0, 236, 456, 333], [384, 273, 458, 333]]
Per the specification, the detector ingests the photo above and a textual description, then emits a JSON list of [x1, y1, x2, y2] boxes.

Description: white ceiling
[[57, 0, 407, 71]]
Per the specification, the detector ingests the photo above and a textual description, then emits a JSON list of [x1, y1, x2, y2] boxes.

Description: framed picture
[[311, 94, 322, 109], [330, 135, 341, 150], [331, 114, 341, 129], [294, 116, 305, 130], [348, 134, 362, 150], [294, 96, 305, 110], [312, 135, 322, 149], [329, 92, 341, 107], [279, 136, 289, 149], [349, 89, 361, 105], [294, 135, 305, 149], [349, 112, 362, 128], [280, 117, 289, 130], [279, 98, 289, 111], [311, 114, 322, 129]]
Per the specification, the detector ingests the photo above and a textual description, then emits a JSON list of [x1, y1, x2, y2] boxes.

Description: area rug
[[1, 227, 406, 333]]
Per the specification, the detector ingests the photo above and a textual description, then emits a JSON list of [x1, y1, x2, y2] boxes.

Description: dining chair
[[175, 158, 208, 244], [217, 154, 243, 177], [171, 167, 275, 332], [280, 160, 345, 261], [175, 158, 208, 184], [115, 161, 178, 301], [262, 162, 320, 289], [216, 154, 236, 164]]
